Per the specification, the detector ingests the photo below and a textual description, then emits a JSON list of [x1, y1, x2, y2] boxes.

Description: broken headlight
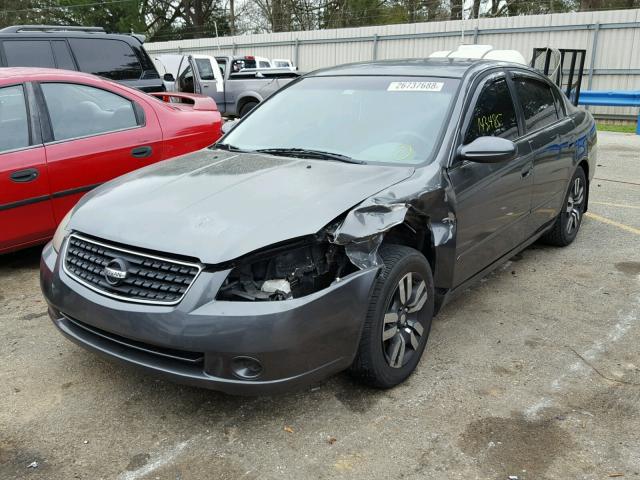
[[216, 239, 355, 301]]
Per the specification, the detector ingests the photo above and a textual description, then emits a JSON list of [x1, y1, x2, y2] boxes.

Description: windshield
[[221, 76, 459, 165]]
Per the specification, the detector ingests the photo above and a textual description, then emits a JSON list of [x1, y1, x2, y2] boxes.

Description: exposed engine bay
[[217, 237, 357, 301]]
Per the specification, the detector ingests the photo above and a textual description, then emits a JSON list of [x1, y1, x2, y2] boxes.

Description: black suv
[[0, 25, 164, 92]]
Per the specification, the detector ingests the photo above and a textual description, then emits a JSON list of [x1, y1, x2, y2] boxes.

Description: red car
[[0, 67, 221, 254]]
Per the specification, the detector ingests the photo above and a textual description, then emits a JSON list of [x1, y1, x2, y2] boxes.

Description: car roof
[[0, 67, 100, 81], [308, 57, 527, 79], [0, 29, 141, 44]]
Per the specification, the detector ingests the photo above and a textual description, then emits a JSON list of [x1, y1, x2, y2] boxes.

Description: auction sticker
[[387, 81, 444, 92]]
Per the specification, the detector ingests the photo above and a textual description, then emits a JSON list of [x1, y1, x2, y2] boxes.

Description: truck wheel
[[239, 100, 258, 117], [350, 244, 434, 388]]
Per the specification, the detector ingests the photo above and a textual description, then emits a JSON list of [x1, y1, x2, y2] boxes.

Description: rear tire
[[239, 100, 258, 117], [350, 244, 434, 388], [541, 167, 587, 247]]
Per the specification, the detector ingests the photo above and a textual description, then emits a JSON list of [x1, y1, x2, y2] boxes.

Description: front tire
[[350, 244, 434, 388], [541, 167, 587, 246]]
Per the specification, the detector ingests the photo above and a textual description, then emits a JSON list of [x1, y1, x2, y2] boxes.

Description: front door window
[[464, 77, 519, 145]]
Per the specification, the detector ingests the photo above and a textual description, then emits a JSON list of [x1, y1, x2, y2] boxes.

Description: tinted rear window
[[3, 40, 55, 68], [69, 38, 142, 80], [51, 40, 76, 70]]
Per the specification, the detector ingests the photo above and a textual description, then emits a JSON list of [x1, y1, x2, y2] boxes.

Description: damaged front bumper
[[40, 242, 379, 395]]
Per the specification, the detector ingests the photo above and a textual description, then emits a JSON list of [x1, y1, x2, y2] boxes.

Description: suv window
[[3, 40, 55, 68], [514, 77, 559, 132], [51, 40, 76, 70], [464, 77, 518, 144], [69, 39, 142, 81], [41, 83, 138, 141], [0, 85, 30, 152]]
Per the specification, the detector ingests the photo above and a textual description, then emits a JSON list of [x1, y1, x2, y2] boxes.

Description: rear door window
[[464, 77, 519, 144], [41, 83, 139, 141], [0, 85, 30, 152], [513, 77, 559, 132], [3, 40, 55, 68], [51, 40, 76, 70], [69, 39, 142, 80]]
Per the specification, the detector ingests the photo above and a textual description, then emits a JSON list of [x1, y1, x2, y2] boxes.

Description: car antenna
[[215, 21, 221, 52]]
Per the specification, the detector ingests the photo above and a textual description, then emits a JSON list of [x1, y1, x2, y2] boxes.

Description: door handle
[[10, 168, 39, 183], [131, 146, 153, 158], [521, 167, 533, 179]]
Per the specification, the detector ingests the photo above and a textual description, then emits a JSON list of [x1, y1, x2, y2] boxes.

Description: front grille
[[63, 234, 201, 305]]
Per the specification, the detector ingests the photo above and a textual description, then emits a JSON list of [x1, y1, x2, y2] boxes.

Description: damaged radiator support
[[216, 239, 357, 301]]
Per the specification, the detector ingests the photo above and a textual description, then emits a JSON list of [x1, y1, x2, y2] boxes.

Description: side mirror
[[221, 121, 237, 134], [163, 73, 175, 82], [457, 136, 516, 163]]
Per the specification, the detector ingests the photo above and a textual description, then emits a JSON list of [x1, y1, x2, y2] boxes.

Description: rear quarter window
[[69, 38, 142, 80]]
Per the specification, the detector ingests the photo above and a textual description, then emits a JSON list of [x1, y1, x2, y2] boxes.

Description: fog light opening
[[231, 356, 263, 380]]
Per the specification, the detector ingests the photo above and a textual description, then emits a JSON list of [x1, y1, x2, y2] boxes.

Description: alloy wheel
[[565, 176, 585, 235], [382, 272, 428, 368]]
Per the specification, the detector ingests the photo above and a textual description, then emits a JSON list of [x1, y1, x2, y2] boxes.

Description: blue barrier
[[578, 90, 640, 135]]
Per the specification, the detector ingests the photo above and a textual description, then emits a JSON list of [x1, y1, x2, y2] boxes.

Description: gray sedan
[[40, 58, 597, 395]]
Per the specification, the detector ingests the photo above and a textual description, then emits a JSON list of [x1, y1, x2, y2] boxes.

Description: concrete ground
[[1, 131, 639, 480]]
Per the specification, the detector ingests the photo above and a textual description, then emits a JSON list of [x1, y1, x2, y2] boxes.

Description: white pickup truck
[[154, 54, 300, 117]]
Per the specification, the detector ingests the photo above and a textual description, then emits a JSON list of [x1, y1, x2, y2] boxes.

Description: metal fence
[[146, 8, 640, 119]]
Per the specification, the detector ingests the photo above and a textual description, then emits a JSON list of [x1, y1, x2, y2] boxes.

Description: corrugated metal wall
[[146, 8, 640, 118]]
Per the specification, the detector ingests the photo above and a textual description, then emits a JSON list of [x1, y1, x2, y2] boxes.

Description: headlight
[[52, 210, 73, 253]]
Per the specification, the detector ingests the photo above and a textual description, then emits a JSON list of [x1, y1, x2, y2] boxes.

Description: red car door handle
[[10, 168, 39, 183], [131, 146, 153, 158]]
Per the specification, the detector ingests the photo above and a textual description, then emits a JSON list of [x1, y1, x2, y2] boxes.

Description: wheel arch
[[380, 221, 437, 283], [577, 158, 590, 212], [236, 94, 261, 116]]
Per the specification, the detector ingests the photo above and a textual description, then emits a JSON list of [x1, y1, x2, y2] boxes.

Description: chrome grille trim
[[62, 233, 203, 306]]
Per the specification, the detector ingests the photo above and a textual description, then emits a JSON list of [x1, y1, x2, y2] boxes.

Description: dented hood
[[70, 150, 414, 264]]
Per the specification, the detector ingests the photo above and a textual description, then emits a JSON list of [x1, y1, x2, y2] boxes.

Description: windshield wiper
[[256, 148, 365, 164], [215, 143, 252, 153]]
